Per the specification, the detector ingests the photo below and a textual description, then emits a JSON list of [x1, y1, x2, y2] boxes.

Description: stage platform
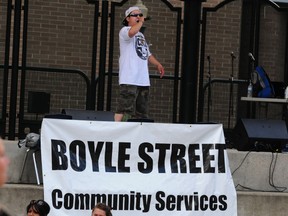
[[1, 140, 288, 215]]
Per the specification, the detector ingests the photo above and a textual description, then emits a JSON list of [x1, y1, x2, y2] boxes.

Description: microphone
[[231, 52, 236, 59], [207, 55, 210, 61], [248, 53, 255, 61]]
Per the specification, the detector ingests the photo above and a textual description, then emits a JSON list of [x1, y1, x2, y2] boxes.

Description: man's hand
[[157, 64, 165, 78], [148, 55, 165, 78]]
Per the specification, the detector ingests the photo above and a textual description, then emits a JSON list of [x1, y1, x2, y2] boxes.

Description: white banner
[[41, 119, 237, 216]]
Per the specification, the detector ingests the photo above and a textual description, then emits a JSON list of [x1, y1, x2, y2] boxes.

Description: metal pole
[[18, 0, 29, 139], [2, 0, 13, 138], [90, 2, 100, 110], [179, 0, 204, 123], [9, 0, 22, 139], [97, 0, 109, 110]]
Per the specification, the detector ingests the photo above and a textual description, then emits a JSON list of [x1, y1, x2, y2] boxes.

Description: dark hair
[[92, 203, 112, 216], [122, 17, 128, 26], [26, 200, 50, 216]]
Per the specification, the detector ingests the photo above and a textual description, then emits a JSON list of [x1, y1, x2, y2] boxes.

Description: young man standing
[[114, 6, 165, 122]]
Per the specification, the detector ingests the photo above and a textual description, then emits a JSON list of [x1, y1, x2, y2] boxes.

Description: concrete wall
[[4, 140, 42, 184], [6, 140, 288, 191], [2, 140, 288, 215], [228, 149, 288, 192]]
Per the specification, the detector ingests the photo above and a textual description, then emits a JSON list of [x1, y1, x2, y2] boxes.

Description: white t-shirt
[[118, 26, 151, 86]]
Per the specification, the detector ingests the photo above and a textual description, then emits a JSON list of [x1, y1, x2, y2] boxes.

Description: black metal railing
[[0, 65, 91, 139]]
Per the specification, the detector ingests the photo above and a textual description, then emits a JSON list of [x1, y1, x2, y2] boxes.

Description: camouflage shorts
[[116, 84, 149, 119]]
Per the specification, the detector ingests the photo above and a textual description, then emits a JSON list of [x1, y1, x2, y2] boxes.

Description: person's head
[[0, 139, 9, 187], [91, 203, 112, 216], [122, 6, 143, 27], [26, 200, 50, 216]]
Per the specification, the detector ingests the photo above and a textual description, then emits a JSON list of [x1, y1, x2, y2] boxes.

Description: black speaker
[[61, 109, 114, 121], [233, 119, 288, 152], [28, 91, 50, 114], [44, 114, 72, 119]]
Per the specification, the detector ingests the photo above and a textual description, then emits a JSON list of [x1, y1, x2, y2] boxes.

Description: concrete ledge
[[228, 149, 288, 192], [1, 184, 288, 216], [237, 191, 288, 216], [5, 140, 288, 192], [0, 184, 44, 216]]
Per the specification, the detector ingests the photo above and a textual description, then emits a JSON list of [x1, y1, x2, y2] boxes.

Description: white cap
[[125, 6, 141, 17], [122, 6, 141, 26]]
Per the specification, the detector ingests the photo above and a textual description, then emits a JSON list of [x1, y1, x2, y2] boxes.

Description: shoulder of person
[[120, 26, 131, 33], [119, 26, 132, 40]]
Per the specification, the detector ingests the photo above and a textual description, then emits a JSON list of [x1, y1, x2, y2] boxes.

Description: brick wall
[[200, 0, 242, 127], [257, 4, 287, 119], [201, 0, 286, 127], [0, 0, 287, 135], [25, 0, 94, 116]]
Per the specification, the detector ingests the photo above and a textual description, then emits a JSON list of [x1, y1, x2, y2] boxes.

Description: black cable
[[268, 151, 287, 192], [235, 184, 284, 192], [232, 148, 287, 192], [232, 151, 251, 176], [235, 184, 267, 192]]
